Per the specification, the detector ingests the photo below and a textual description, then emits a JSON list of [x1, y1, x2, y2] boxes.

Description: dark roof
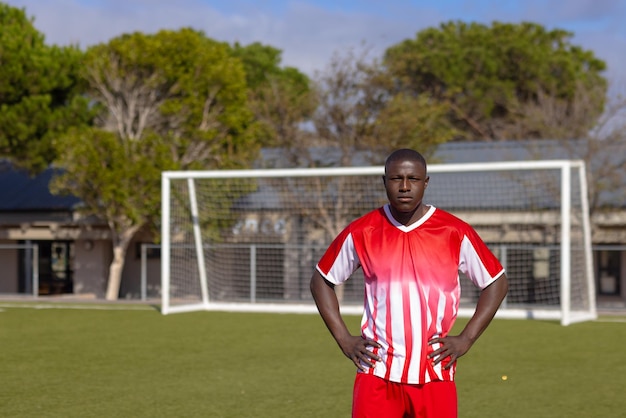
[[0, 160, 80, 212]]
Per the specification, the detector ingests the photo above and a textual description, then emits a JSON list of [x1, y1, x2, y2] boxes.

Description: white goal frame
[[161, 160, 596, 325]]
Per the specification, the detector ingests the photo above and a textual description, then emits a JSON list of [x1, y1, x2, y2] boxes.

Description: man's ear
[[425, 176, 430, 188], [381, 175, 386, 185]]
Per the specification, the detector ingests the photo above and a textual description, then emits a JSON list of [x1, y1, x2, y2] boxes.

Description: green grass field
[[0, 302, 624, 418]]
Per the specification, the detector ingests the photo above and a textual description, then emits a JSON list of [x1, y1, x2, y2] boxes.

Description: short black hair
[[384, 149, 427, 174]]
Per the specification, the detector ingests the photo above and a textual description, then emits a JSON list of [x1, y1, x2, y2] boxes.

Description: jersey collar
[[383, 204, 436, 232]]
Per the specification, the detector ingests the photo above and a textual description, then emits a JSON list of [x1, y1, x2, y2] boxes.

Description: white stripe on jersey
[[405, 279, 422, 381], [388, 279, 407, 381]]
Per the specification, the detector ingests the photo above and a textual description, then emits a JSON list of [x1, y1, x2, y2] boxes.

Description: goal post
[[161, 160, 596, 325]]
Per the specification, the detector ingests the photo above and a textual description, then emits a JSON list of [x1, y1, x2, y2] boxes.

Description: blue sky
[[7, 0, 626, 88]]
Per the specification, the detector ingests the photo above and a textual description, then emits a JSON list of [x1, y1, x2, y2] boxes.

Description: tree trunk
[[105, 225, 141, 300]]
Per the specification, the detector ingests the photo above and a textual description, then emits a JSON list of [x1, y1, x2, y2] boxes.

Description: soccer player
[[310, 148, 509, 418]]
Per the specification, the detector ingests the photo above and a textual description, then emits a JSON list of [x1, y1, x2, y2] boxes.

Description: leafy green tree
[[84, 28, 257, 169], [0, 3, 93, 171], [53, 28, 258, 300], [384, 21, 607, 141], [231, 42, 316, 153], [51, 128, 174, 295], [232, 42, 288, 89]]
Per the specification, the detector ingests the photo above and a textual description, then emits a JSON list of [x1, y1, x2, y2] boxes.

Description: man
[[310, 148, 509, 418]]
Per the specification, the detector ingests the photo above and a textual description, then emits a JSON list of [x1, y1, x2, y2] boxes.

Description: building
[[0, 160, 158, 299], [0, 139, 625, 307]]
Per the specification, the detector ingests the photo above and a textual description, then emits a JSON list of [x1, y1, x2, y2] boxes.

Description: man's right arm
[[310, 270, 380, 370]]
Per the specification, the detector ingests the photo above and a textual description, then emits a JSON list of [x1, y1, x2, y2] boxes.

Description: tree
[[51, 129, 174, 296], [384, 21, 607, 141], [524, 88, 626, 215], [312, 48, 456, 165], [0, 3, 93, 171], [585, 96, 626, 213], [303, 47, 456, 239], [52, 28, 259, 300], [85, 28, 257, 169], [231, 42, 316, 153], [262, 48, 457, 304], [256, 46, 457, 239]]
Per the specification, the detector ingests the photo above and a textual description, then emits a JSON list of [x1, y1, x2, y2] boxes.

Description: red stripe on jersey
[[400, 280, 413, 384]]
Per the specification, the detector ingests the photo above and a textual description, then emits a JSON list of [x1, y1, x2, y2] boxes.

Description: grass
[[0, 302, 625, 417]]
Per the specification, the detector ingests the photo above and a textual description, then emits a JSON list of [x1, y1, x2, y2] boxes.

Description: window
[[135, 243, 161, 259], [596, 249, 621, 296]]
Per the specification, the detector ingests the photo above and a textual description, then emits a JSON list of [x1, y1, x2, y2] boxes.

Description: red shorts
[[352, 373, 457, 418]]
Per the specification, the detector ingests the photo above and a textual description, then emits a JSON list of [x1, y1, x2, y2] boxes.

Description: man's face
[[383, 158, 429, 219]]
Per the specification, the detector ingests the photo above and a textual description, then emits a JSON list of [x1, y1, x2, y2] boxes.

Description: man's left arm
[[428, 274, 509, 369]]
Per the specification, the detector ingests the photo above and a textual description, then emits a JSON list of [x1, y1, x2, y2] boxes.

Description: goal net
[[161, 160, 596, 325]]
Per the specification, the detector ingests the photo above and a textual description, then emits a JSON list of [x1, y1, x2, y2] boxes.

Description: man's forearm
[[460, 275, 509, 343], [310, 271, 353, 346]]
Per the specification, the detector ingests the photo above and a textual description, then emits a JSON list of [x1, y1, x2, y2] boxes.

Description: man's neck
[[390, 204, 430, 226]]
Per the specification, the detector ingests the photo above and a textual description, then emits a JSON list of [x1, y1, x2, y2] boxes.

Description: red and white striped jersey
[[316, 204, 505, 384]]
